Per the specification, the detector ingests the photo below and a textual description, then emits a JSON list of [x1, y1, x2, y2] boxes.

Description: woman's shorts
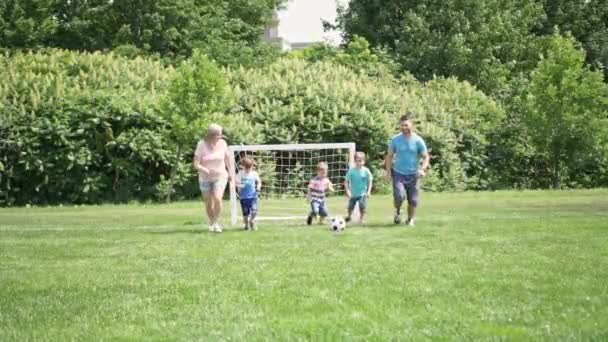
[[199, 178, 228, 194]]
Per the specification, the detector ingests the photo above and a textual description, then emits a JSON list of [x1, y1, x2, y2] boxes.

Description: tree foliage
[[522, 34, 608, 188], [536, 0, 608, 78], [0, 0, 283, 66], [159, 49, 262, 201], [289, 36, 408, 83], [337, 0, 543, 93]]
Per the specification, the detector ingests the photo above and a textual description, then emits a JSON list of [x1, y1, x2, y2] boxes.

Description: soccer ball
[[330, 216, 346, 232]]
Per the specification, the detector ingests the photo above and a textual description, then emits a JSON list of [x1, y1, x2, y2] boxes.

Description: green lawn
[[1, 190, 608, 340]]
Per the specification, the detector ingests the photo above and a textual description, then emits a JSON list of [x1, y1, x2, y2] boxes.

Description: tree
[[336, 0, 543, 93], [0, 0, 284, 66], [523, 33, 608, 188], [536, 0, 608, 79], [0, 0, 58, 47], [161, 50, 230, 202]]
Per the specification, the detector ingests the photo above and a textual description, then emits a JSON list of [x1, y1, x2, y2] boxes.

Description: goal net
[[228, 143, 356, 226]]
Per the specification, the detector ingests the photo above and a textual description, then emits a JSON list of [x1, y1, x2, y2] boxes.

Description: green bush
[[0, 49, 269, 206], [0, 50, 175, 205], [1, 96, 174, 205], [227, 58, 504, 191]]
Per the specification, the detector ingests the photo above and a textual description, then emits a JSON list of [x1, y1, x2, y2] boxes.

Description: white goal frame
[[228, 142, 356, 226]]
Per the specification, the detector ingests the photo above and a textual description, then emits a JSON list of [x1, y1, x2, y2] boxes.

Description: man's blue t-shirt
[[388, 133, 427, 176]]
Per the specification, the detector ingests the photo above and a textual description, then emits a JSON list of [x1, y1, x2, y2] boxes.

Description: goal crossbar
[[229, 142, 356, 152]]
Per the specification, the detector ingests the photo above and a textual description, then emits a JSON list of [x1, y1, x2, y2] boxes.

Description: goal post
[[228, 142, 357, 226]]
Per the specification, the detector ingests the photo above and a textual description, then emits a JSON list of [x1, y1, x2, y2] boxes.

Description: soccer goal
[[228, 143, 356, 226]]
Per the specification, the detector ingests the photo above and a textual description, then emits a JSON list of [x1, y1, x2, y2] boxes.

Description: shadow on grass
[[182, 220, 200, 226], [146, 228, 203, 235], [146, 225, 252, 235], [351, 222, 399, 229]]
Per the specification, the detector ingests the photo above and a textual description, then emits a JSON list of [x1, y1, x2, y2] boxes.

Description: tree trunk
[[167, 145, 182, 203], [552, 149, 560, 189]]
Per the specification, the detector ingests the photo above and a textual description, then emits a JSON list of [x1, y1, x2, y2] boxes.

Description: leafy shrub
[[1, 96, 173, 205], [227, 58, 504, 191], [0, 50, 175, 205]]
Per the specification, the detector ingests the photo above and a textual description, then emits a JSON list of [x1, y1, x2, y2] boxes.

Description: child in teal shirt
[[344, 152, 373, 223]]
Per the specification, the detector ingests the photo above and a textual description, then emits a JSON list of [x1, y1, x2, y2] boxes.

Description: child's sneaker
[[345, 216, 351, 223], [406, 218, 415, 227], [306, 215, 313, 226], [214, 223, 223, 233], [208, 224, 215, 233], [250, 219, 257, 231]]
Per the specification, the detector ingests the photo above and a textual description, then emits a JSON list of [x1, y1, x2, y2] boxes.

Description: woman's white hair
[[206, 123, 222, 137]]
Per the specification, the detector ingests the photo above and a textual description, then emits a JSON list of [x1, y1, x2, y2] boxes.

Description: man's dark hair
[[400, 112, 414, 122]]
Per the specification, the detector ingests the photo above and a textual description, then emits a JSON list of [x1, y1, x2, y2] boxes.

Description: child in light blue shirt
[[236, 157, 261, 230], [344, 152, 373, 223]]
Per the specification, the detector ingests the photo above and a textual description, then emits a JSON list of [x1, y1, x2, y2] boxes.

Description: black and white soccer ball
[[330, 216, 346, 232]]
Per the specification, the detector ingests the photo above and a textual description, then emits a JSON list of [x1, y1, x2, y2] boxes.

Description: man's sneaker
[[306, 215, 313, 226], [393, 212, 402, 224], [406, 218, 415, 227], [345, 216, 351, 223]]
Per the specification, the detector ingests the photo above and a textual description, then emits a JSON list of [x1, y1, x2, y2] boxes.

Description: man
[[385, 113, 430, 226]]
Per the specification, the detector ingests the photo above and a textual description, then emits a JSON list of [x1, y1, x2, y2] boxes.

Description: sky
[[277, 0, 347, 45]]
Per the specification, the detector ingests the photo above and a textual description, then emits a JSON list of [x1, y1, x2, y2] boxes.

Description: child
[[307, 162, 335, 225], [344, 152, 373, 224], [235, 157, 262, 230]]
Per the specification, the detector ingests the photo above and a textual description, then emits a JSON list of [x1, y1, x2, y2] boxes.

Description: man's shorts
[[240, 197, 258, 217], [392, 171, 419, 207], [348, 195, 368, 213], [199, 178, 228, 195]]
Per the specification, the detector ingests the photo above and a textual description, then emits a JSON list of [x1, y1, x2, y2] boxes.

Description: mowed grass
[[1, 190, 608, 340]]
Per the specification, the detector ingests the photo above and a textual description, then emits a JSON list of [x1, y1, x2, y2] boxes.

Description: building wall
[[263, 0, 345, 51]]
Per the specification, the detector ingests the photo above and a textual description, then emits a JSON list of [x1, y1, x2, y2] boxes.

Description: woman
[[193, 124, 234, 232]]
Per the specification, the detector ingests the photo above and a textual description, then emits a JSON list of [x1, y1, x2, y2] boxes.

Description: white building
[[263, 0, 345, 51]]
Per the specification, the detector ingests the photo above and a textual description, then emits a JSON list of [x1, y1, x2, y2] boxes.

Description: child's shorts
[[348, 195, 368, 213], [240, 197, 258, 217], [310, 200, 328, 218]]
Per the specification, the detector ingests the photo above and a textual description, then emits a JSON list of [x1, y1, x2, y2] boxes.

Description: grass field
[[1, 190, 608, 340]]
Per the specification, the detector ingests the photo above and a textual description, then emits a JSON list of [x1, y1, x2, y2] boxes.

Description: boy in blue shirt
[[344, 152, 373, 224], [236, 157, 262, 230], [385, 113, 430, 227]]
